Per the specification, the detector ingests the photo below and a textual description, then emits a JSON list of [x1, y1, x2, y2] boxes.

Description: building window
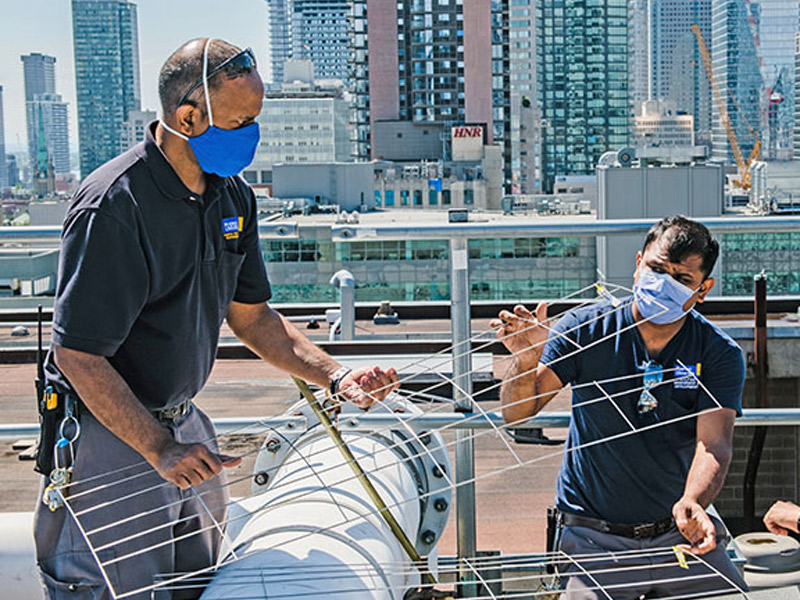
[[242, 171, 257, 184], [385, 190, 395, 206], [429, 190, 438, 205], [375, 190, 382, 206], [401, 190, 409, 206], [464, 189, 474, 205], [414, 190, 423, 206], [442, 189, 451, 205]]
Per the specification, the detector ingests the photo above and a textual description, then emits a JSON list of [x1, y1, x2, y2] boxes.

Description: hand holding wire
[[337, 366, 400, 409]]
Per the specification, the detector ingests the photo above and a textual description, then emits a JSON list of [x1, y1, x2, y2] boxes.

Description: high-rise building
[[72, 0, 141, 178], [710, 0, 763, 165], [795, 31, 800, 159], [758, 0, 799, 160], [266, 0, 292, 84], [537, 0, 629, 193], [351, 0, 511, 186], [508, 0, 540, 193], [628, 0, 649, 106], [21, 53, 56, 101], [0, 86, 7, 190], [21, 53, 71, 175], [651, 1, 712, 147], [25, 94, 70, 176], [6, 155, 19, 188], [265, 0, 351, 85], [244, 71, 351, 186], [33, 104, 56, 198]]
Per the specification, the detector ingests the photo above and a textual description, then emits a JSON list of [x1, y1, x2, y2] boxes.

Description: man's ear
[[175, 105, 199, 136], [696, 277, 715, 303]]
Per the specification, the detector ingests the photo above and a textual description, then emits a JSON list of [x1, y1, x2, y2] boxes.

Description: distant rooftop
[[264, 208, 602, 228]]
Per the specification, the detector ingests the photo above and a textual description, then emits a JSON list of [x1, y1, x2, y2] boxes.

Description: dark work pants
[[557, 519, 749, 599], [34, 406, 228, 600]]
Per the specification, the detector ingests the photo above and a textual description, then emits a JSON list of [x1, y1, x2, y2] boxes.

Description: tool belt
[[559, 511, 675, 539], [153, 399, 193, 422]]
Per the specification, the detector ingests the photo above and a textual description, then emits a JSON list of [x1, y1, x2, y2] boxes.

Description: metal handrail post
[[450, 236, 477, 597]]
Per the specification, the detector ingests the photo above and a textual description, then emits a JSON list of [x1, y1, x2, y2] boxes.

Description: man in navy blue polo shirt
[[34, 38, 397, 599], [493, 216, 748, 598]]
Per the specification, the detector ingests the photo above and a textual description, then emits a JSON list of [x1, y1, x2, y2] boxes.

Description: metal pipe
[[6, 409, 800, 442], [8, 217, 800, 246], [744, 273, 769, 530], [330, 270, 355, 341], [0, 222, 298, 244], [331, 216, 800, 241], [449, 237, 477, 597]]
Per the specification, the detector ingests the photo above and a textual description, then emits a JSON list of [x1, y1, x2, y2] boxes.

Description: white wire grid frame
[[49, 281, 752, 600]]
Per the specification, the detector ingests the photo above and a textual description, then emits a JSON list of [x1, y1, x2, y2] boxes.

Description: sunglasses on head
[[637, 360, 662, 414], [178, 47, 257, 108]]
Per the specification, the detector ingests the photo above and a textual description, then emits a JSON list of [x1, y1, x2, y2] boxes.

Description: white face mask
[[634, 267, 701, 325]]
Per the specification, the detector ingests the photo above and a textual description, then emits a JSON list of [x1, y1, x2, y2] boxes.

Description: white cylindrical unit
[[201, 395, 452, 600]]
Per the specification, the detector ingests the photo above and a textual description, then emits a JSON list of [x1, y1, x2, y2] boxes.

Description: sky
[[0, 0, 269, 154]]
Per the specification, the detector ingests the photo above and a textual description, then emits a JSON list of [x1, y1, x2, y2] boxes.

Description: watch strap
[[329, 366, 352, 398]]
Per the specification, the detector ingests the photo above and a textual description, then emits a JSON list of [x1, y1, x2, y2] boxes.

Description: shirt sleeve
[[539, 308, 582, 385], [697, 341, 745, 416], [52, 209, 150, 356], [232, 182, 272, 304]]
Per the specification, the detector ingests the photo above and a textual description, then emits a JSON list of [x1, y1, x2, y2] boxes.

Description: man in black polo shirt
[[34, 38, 397, 599], [492, 216, 748, 598]]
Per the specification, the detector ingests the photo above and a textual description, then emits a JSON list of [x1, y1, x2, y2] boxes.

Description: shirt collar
[[140, 120, 226, 202]]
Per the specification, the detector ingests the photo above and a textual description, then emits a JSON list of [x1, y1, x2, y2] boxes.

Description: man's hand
[[764, 500, 800, 535], [673, 496, 717, 555], [148, 439, 241, 490], [490, 302, 549, 373], [337, 366, 399, 409]]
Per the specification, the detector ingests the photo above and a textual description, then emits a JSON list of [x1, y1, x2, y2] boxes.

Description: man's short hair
[[158, 38, 241, 118], [642, 215, 720, 278]]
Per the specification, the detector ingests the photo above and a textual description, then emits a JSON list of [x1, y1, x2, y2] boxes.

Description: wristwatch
[[329, 366, 352, 398]]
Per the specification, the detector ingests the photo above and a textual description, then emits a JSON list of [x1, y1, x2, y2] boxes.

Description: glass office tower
[[72, 0, 141, 178], [710, 0, 763, 164], [537, 0, 629, 193]]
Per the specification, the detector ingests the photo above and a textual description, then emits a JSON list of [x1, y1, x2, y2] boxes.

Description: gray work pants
[[34, 406, 228, 600], [558, 520, 749, 599]]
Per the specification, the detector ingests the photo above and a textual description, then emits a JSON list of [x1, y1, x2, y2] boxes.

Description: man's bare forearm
[[53, 345, 172, 463], [682, 440, 732, 507], [499, 353, 562, 425], [228, 303, 339, 388]]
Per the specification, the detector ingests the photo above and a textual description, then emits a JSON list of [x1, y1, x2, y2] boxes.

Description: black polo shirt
[[45, 122, 271, 411]]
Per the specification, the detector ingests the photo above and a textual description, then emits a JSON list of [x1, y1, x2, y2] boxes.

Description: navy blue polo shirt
[[540, 297, 744, 524], [45, 122, 271, 411]]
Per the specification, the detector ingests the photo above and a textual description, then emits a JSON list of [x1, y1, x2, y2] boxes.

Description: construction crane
[[691, 24, 761, 190]]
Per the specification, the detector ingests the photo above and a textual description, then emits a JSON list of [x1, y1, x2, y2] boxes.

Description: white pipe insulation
[[201, 395, 452, 600]]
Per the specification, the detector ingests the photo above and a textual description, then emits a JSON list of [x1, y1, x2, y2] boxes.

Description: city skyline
[[0, 0, 268, 154]]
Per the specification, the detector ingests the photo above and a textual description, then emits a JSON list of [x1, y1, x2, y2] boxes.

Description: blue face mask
[[161, 39, 260, 177], [634, 267, 701, 325]]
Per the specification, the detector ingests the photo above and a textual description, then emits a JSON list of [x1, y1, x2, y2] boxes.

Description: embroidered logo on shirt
[[222, 216, 243, 240], [674, 363, 702, 390]]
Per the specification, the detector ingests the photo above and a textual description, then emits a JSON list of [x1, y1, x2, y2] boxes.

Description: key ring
[[58, 413, 81, 444]]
